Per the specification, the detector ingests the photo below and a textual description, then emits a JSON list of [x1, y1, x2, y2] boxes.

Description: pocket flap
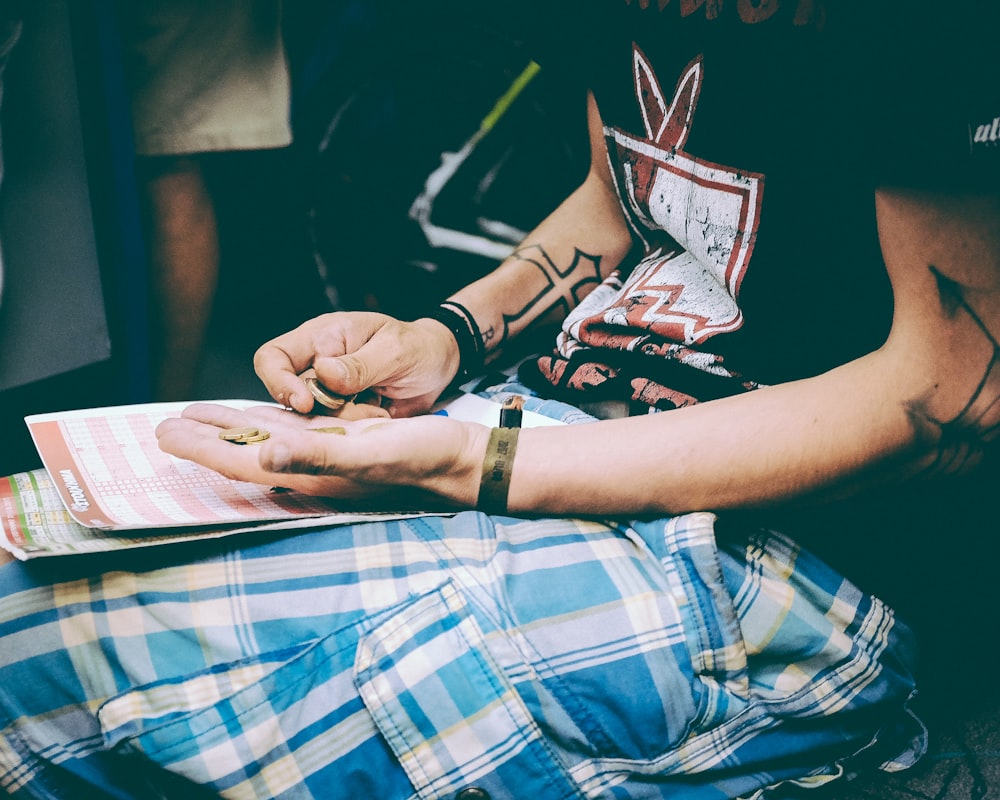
[[355, 581, 584, 800]]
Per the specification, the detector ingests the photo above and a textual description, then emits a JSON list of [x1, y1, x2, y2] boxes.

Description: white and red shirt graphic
[[538, 47, 765, 408]]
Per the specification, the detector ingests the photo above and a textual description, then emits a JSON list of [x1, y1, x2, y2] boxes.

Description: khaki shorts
[[119, 0, 291, 155]]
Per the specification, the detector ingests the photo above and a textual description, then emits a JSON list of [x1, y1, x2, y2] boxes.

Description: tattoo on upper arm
[[485, 244, 603, 348], [907, 266, 1000, 477]]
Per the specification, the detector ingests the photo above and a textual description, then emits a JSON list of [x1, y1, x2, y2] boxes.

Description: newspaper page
[[0, 468, 421, 559], [24, 401, 375, 530]]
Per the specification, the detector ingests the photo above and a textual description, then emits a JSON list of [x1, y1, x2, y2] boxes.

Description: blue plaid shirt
[[0, 390, 926, 798]]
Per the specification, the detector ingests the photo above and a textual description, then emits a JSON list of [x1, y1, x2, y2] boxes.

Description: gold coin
[[218, 426, 260, 442], [305, 377, 352, 411], [311, 426, 347, 435], [241, 430, 271, 444]]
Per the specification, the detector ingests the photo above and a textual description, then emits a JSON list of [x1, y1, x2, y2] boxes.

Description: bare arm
[[252, 93, 632, 417], [438, 91, 634, 362], [162, 98, 998, 519], [505, 188, 1000, 516]]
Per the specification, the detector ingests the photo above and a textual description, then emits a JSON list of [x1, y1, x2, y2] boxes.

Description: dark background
[[0, 0, 587, 476]]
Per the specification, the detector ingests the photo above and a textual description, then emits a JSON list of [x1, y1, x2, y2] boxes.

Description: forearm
[[502, 188, 1000, 518], [444, 92, 633, 361], [445, 173, 632, 360], [506, 344, 988, 517]]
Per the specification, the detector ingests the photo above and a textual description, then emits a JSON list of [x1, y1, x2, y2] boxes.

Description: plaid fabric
[[0, 507, 925, 799]]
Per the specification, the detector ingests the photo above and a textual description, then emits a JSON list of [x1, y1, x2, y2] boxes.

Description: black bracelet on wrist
[[425, 301, 485, 386]]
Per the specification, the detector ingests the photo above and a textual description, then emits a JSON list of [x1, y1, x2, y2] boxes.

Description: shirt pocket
[[97, 583, 586, 800], [97, 618, 414, 798], [354, 580, 586, 799], [351, 545, 745, 793]]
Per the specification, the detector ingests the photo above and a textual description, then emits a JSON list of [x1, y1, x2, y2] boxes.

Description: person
[[1, 2, 997, 797], [117, 0, 291, 400]]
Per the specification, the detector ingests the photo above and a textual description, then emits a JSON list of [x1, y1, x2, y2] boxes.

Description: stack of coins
[[218, 426, 271, 444], [303, 372, 356, 413]]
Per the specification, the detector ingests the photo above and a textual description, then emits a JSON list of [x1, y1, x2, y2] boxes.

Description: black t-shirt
[[515, 0, 998, 407], [507, 1, 1000, 689]]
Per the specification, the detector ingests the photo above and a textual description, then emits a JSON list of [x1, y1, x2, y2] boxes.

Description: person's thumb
[[314, 323, 418, 396], [312, 349, 382, 395]]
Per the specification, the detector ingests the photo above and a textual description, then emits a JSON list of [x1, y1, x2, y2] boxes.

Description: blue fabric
[[0, 508, 925, 799], [0, 384, 927, 797]]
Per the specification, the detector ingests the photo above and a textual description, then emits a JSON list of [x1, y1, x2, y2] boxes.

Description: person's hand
[[155, 402, 489, 509], [253, 312, 461, 418]]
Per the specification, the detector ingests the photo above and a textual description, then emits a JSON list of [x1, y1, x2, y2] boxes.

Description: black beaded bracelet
[[425, 301, 485, 385]]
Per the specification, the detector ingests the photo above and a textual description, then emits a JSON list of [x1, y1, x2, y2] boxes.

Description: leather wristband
[[478, 426, 520, 515]]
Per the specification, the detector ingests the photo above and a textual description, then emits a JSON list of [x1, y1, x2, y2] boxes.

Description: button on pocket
[[455, 788, 492, 800]]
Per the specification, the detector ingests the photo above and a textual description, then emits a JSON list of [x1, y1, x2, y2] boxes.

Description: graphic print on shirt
[[542, 47, 765, 408]]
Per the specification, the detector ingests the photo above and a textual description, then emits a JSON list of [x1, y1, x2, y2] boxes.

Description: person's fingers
[[177, 402, 300, 434], [240, 404, 313, 428], [323, 400, 391, 421], [258, 430, 340, 476], [253, 313, 452, 418], [155, 416, 270, 483], [164, 404, 313, 476], [252, 314, 358, 412], [311, 345, 398, 398], [157, 410, 473, 509], [156, 412, 361, 494], [256, 313, 404, 411], [310, 357, 443, 418], [310, 318, 443, 404], [380, 395, 441, 418], [178, 402, 254, 427], [258, 423, 396, 477], [255, 345, 324, 413]]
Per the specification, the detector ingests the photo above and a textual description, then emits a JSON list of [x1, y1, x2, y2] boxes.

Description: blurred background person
[[118, 0, 291, 400]]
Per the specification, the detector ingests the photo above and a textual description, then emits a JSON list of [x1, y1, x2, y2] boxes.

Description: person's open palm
[[155, 402, 488, 509]]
